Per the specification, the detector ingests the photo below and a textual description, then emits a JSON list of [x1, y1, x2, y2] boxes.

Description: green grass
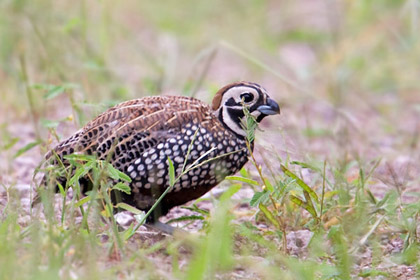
[[1, 0, 420, 279]]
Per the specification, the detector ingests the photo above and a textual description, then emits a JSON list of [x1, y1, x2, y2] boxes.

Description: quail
[[39, 81, 280, 228]]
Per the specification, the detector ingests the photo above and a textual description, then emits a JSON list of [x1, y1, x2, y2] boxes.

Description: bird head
[[212, 81, 280, 138]]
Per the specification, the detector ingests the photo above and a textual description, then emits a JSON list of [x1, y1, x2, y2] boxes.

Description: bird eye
[[240, 93, 254, 103]]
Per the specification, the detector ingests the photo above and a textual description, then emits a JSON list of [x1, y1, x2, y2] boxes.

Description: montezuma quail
[[39, 82, 280, 224]]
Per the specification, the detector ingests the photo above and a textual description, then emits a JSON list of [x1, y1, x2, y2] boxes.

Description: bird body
[[41, 82, 280, 222]]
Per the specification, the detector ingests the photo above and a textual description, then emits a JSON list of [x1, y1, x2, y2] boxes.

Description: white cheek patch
[[222, 107, 246, 137]]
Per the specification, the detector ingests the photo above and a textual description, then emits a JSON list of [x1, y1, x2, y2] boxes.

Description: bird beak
[[257, 98, 280, 115]]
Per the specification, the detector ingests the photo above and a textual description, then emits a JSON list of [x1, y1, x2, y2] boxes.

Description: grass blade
[[14, 140, 41, 158], [168, 157, 175, 186]]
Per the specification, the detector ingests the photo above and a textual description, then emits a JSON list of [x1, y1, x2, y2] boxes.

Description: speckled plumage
[[41, 82, 280, 221]]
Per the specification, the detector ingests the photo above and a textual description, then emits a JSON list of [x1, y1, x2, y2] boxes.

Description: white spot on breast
[[127, 166, 134, 172]]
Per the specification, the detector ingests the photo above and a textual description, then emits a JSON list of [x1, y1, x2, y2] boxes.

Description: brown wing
[[47, 96, 213, 165]]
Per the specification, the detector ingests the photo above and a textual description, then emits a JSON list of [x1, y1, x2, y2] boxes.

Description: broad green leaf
[[115, 202, 144, 215], [106, 163, 131, 182], [168, 157, 175, 186], [68, 161, 94, 185], [263, 178, 274, 192], [258, 203, 280, 229], [281, 164, 318, 201], [166, 215, 204, 224], [239, 167, 249, 177], [64, 154, 96, 161], [75, 196, 91, 207], [249, 190, 268, 207], [112, 182, 131, 194], [290, 194, 304, 207], [226, 176, 258, 185], [290, 195, 317, 218], [303, 190, 318, 218]]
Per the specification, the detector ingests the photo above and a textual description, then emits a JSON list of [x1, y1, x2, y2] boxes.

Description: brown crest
[[211, 82, 249, 111]]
